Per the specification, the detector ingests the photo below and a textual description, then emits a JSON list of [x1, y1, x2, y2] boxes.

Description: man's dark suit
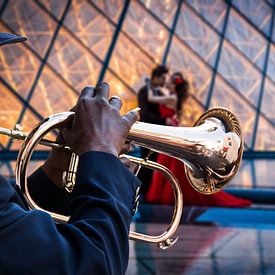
[[0, 151, 140, 275], [137, 85, 166, 195], [138, 85, 166, 126]]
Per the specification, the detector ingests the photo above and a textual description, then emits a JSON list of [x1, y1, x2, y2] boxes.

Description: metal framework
[[0, 0, 274, 178]]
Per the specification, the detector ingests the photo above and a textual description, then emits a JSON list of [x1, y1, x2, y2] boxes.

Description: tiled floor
[[127, 223, 275, 275], [1, 158, 275, 275]]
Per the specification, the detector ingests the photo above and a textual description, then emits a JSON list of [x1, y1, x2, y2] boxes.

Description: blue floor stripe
[[197, 208, 275, 230]]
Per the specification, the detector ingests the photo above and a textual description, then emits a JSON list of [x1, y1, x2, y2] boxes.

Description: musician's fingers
[[95, 82, 109, 99], [119, 141, 131, 155], [109, 95, 122, 110], [55, 104, 76, 142], [78, 86, 95, 101], [120, 156, 138, 173], [58, 100, 77, 138], [119, 156, 131, 168], [69, 106, 76, 112], [61, 113, 74, 129], [122, 107, 140, 129], [56, 129, 65, 143]]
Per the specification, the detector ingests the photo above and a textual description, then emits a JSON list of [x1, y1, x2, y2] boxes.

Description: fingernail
[[132, 107, 141, 120], [96, 81, 108, 88], [125, 139, 131, 144], [110, 95, 121, 100], [132, 107, 141, 113]]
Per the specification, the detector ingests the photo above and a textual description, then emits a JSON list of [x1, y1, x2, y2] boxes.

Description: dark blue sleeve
[[0, 151, 141, 275]]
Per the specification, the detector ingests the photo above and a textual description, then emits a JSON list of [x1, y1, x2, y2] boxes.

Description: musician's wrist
[[75, 143, 119, 158], [42, 150, 71, 189], [71, 137, 132, 158], [42, 161, 64, 189]]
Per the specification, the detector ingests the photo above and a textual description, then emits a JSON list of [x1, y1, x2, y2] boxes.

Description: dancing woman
[[146, 72, 251, 207]]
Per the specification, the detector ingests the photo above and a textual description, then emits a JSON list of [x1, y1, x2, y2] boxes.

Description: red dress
[[146, 105, 251, 207]]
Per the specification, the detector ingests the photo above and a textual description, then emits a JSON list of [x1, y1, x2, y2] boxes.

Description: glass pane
[[0, 23, 40, 99], [92, 0, 124, 23], [266, 43, 275, 82], [123, 1, 169, 63], [109, 33, 154, 91], [104, 71, 137, 115], [0, 162, 12, 179], [7, 160, 45, 180], [64, 1, 115, 60], [229, 160, 253, 189], [139, 0, 178, 28], [232, 0, 273, 36], [261, 78, 275, 125], [186, 0, 227, 33], [225, 9, 267, 71], [167, 36, 212, 105], [179, 97, 204, 127], [37, 0, 68, 19], [210, 76, 256, 149], [175, 3, 220, 67], [48, 29, 102, 92], [2, 0, 57, 58], [27, 160, 46, 177], [0, 0, 4, 8], [0, 82, 23, 147], [30, 66, 78, 118], [10, 109, 42, 150], [255, 160, 275, 188], [218, 41, 262, 107], [255, 116, 275, 151]]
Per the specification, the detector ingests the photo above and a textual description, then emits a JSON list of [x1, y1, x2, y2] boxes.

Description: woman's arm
[[147, 87, 177, 106]]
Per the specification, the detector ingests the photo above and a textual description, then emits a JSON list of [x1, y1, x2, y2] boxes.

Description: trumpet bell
[[128, 107, 243, 194], [5, 107, 243, 249], [186, 108, 243, 194]]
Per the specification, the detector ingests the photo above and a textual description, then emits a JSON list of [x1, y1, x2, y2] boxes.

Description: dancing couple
[[138, 65, 251, 207]]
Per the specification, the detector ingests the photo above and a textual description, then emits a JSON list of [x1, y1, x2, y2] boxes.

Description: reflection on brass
[[0, 107, 243, 249], [128, 107, 243, 195]]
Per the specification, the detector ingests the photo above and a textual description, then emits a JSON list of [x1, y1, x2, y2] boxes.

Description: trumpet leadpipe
[[0, 126, 70, 151]]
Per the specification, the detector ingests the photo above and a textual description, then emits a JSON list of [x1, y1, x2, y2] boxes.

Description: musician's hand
[[119, 156, 138, 173], [41, 83, 138, 188], [41, 131, 71, 188], [63, 82, 139, 157]]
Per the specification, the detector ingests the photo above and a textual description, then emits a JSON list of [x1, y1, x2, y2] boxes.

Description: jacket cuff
[[74, 151, 141, 215]]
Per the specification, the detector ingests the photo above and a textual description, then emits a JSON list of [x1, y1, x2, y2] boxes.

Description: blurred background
[[0, 1, 275, 274], [0, 0, 274, 178]]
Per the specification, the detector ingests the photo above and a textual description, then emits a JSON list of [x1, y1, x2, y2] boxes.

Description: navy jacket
[[0, 151, 141, 275]]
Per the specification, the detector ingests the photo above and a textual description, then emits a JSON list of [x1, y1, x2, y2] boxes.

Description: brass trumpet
[[0, 107, 243, 249]]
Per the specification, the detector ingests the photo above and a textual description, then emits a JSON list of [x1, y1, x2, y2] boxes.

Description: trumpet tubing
[[129, 107, 243, 194], [0, 107, 243, 249]]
